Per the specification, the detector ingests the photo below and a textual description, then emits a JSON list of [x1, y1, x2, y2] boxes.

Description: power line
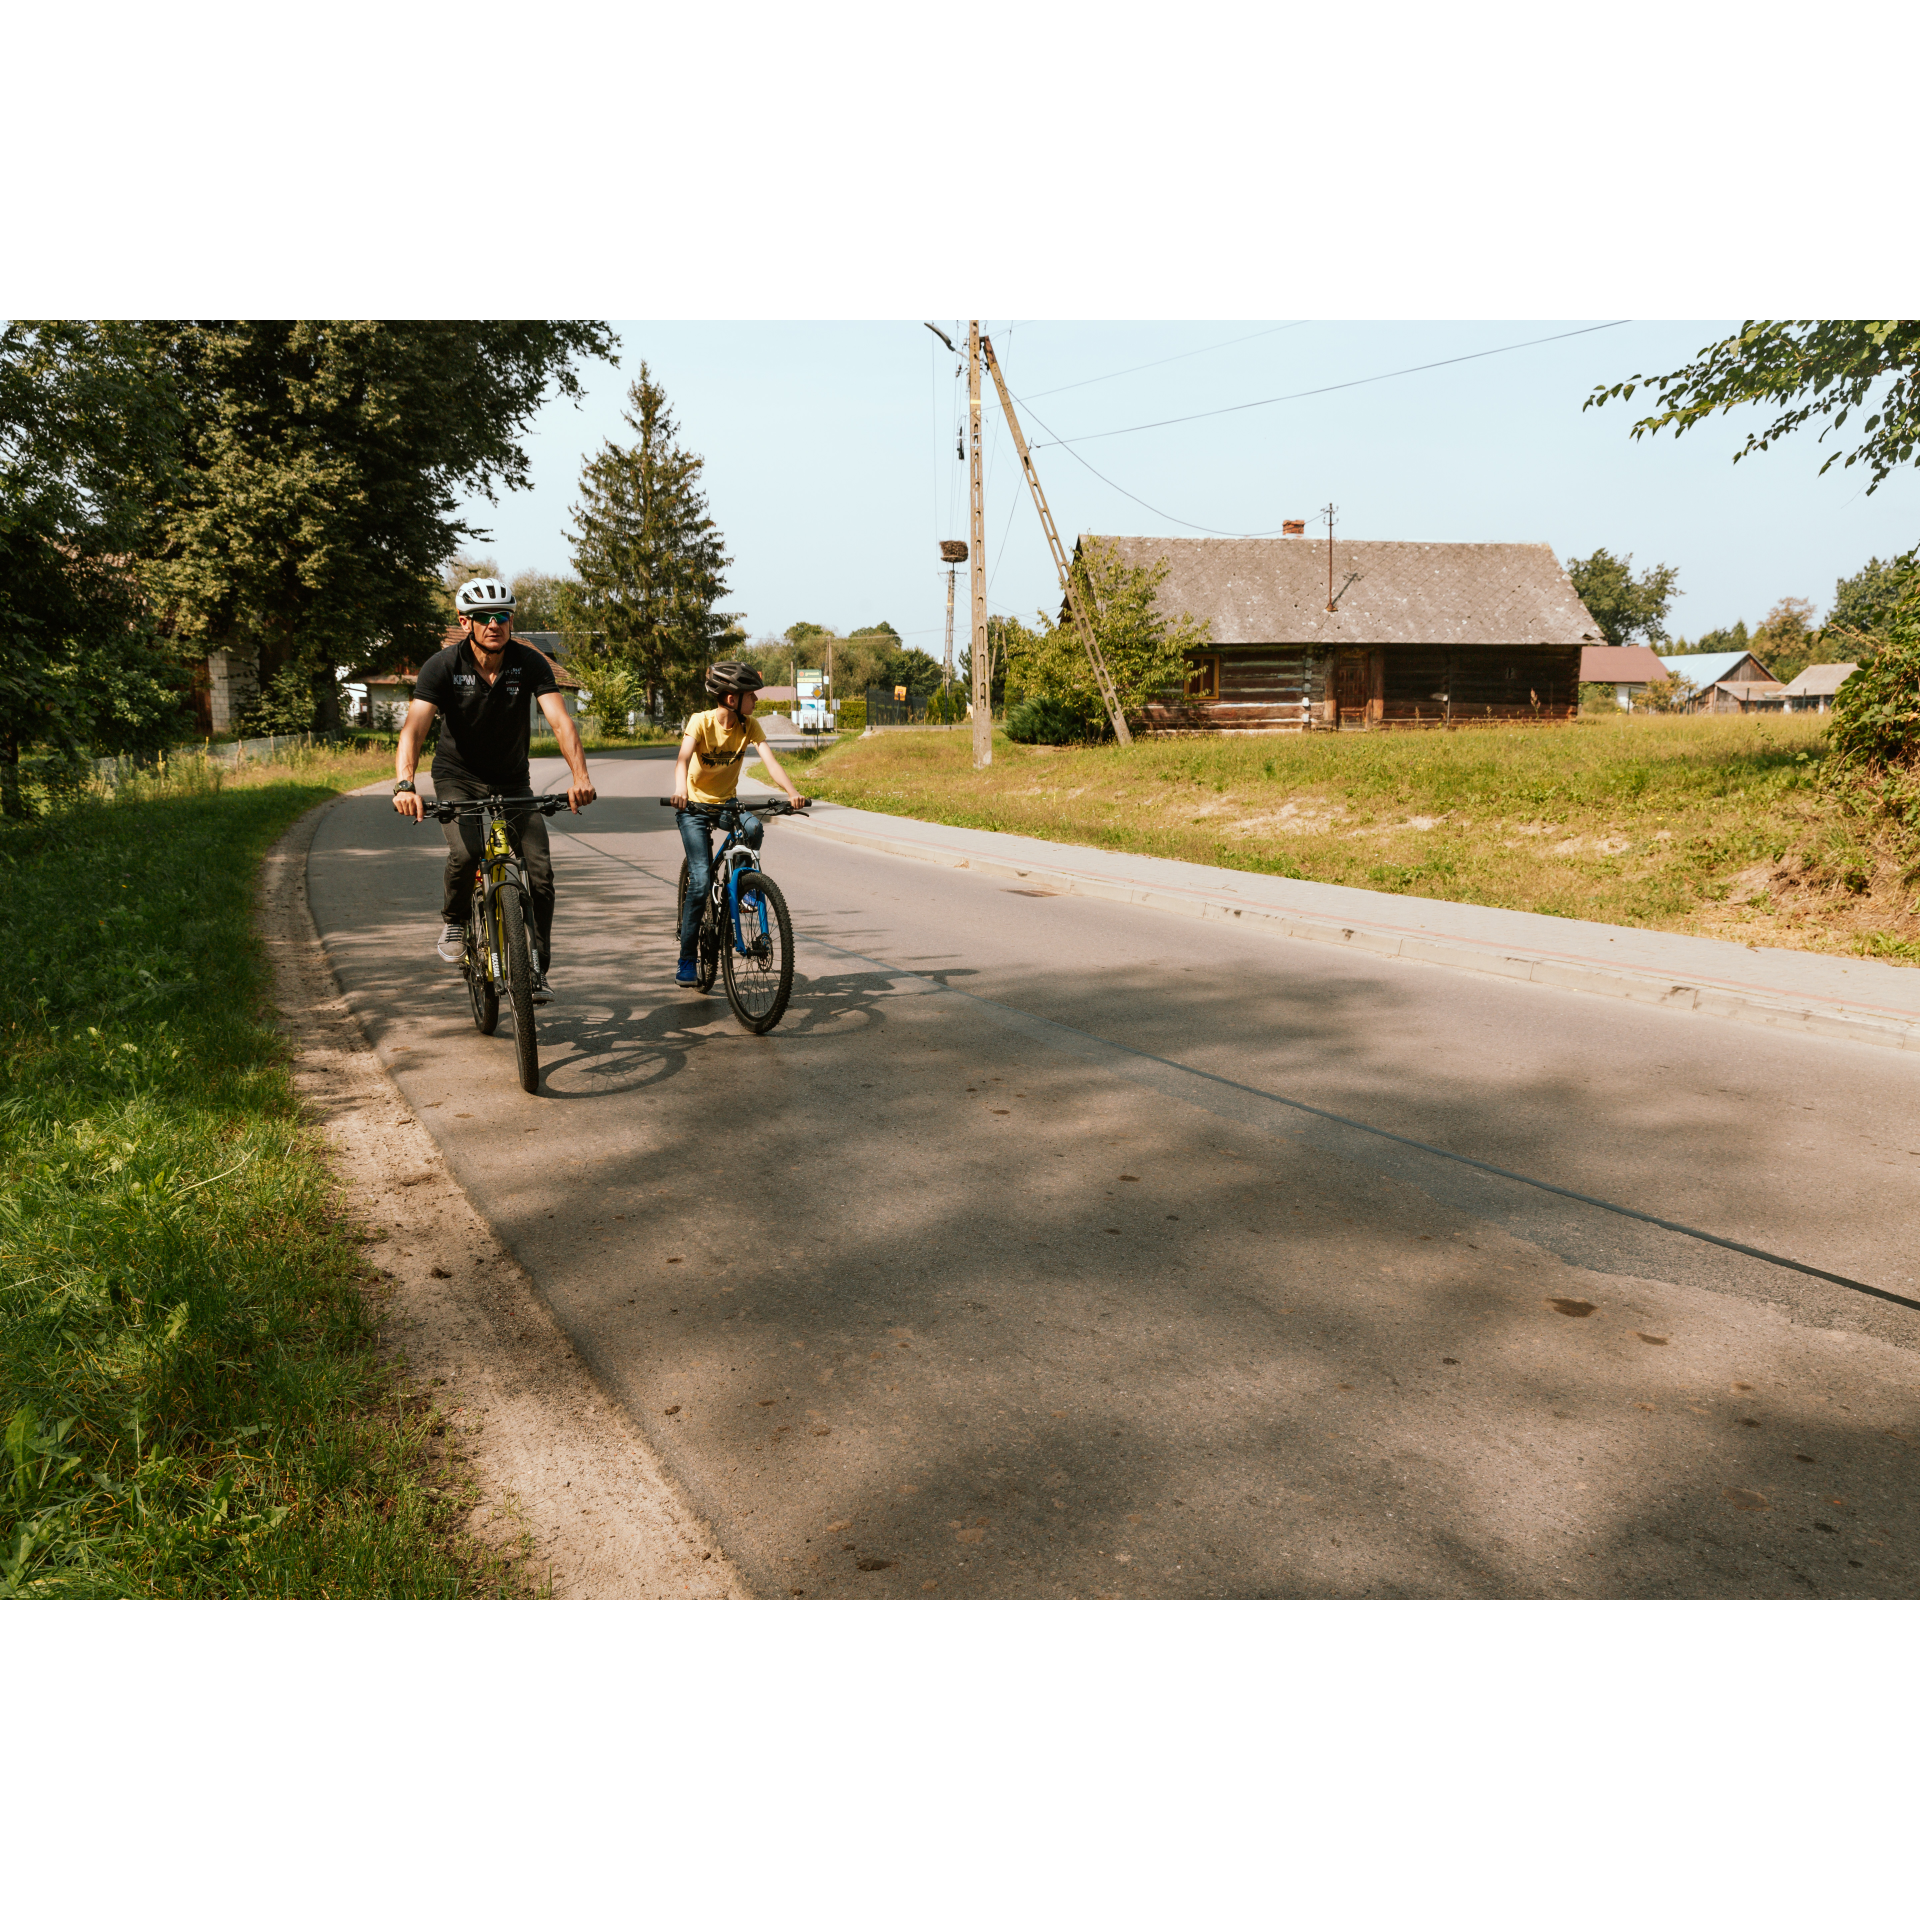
[[1011, 390, 1290, 537], [1030, 321, 1633, 449], [1022, 320, 1308, 399]]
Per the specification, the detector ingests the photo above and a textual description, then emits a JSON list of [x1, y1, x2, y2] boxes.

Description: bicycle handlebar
[[415, 795, 570, 823], [659, 797, 805, 816]]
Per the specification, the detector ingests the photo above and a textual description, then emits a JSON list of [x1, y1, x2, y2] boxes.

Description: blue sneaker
[[676, 959, 699, 986]]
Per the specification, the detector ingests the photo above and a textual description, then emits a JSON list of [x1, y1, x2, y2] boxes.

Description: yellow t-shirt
[[683, 707, 766, 804]]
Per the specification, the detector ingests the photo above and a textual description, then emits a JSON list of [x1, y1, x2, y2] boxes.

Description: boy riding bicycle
[[672, 660, 809, 985]]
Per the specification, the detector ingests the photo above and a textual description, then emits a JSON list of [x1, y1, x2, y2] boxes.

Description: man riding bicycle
[[672, 660, 809, 985], [391, 577, 596, 996]]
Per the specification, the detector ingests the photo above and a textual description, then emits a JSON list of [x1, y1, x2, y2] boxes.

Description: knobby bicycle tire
[[694, 869, 723, 993], [675, 855, 715, 991], [498, 883, 540, 1094], [722, 870, 795, 1033], [466, 891, 499, 1034]]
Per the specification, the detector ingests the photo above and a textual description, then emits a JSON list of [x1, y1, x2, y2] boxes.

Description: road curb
[[791, 814, 1920, 1053]]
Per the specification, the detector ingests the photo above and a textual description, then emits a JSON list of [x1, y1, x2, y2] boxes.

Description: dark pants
[[437, 769, 555, 962], [677, 806, 762, 958]]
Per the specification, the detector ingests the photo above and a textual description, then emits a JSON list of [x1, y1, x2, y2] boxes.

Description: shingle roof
[[1781, 661, 1859, 696], [1079, 537, 1599, 649]]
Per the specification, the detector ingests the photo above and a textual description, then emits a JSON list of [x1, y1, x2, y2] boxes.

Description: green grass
[[1, 747, 514, 1596], [788, 714, 1920, 959]]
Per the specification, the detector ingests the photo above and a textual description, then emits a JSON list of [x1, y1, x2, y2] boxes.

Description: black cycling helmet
[[706, 660, 766, 699]]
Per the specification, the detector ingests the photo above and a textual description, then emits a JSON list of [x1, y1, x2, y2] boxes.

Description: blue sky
[[458, 320, 1918, 659]]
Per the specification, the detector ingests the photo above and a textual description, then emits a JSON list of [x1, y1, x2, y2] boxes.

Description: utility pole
[[968, 321, 990, 769], [1323, 502, 1338, 612], [980, 334, 1132, 747]]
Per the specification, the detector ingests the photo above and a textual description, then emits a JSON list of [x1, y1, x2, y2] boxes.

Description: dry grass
[[788, 715, 1920, 964]]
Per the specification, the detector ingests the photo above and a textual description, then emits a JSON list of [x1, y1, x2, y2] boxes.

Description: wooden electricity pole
[[979, 334, 1131, 746], [968, 322, 991, 769]]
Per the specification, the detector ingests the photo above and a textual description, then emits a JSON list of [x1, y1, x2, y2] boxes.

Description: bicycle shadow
[[529, 933, 989, 1100]]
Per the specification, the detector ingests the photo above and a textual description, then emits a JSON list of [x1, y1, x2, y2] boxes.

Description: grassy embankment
[[781, 715, 1920, 963], [1, 743, 517, 1596]]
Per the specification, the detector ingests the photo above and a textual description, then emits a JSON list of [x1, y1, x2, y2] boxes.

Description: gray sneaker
[[436, 922, 463, 963]]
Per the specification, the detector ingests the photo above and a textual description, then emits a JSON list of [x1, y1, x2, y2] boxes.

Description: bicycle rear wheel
[[498, 884, 540, 1093], [695, 895, 721, 992], [465, 893, 498, 1034], [722, 870, 794, 1033]]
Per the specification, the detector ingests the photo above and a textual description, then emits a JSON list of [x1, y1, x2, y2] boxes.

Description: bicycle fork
[[720, 861, 770, 956]]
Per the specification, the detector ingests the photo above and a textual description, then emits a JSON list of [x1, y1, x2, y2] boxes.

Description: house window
[[1184, 651, 1220, 701]]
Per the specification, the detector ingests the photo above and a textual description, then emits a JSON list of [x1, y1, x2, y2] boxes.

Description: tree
[[1004, 539, 1208, 737], [1587, 322, 1920, 504], [560, 364, 731, 721], [1831, 555, 1920, 635], [0, 323, 190, 811], [138, 322, 616, 725], [1564, 548, 1681, 649], [777, 620, 941, 703], [1747, 596, 1825, 684], [509, 569, 576, 635]]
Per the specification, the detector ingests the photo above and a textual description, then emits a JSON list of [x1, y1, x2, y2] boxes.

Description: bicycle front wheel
[[498, 884, 540, 1094], [465, 892, 499, 1034], [722, 870, 794, 1033]]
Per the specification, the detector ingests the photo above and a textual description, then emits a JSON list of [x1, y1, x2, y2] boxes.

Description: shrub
[[236, 663, 317, 738], [1826, 613, 1920, 771], [1004, 695, 1086, 746]]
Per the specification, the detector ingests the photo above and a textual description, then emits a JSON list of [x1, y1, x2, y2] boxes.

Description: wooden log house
[[1076, 536, 1597, 732]]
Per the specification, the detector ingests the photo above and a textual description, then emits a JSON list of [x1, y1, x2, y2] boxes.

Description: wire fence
[[92, 730, 351, 787]]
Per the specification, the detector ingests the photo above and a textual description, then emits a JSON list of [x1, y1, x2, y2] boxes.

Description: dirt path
[[257, 790, 744, 1599]]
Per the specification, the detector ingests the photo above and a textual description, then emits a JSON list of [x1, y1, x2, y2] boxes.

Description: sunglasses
[[467, 610, 512, 625]]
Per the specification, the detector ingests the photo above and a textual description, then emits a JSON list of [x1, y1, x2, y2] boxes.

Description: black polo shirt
[[413, 638, 558, 787]]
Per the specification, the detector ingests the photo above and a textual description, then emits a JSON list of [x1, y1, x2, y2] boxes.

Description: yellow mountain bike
[[428, 793, 566, 1094]]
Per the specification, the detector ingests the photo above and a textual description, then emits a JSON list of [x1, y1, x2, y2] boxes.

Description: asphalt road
[[307, 749, 1920, 1598]]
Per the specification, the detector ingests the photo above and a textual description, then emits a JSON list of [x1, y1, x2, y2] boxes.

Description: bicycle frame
[[473, 812, 526, 984], [687, 803, 778, 957], [434, 794, 553, 984]]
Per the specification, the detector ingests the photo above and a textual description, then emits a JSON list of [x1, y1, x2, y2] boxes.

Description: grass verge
[[2, 744, 515, 1596], [789, 715, 1920, 961]]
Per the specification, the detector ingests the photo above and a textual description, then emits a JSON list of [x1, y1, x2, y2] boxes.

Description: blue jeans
[[678, 807, 762, 958]]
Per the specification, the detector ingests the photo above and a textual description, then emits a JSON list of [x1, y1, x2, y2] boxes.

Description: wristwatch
[[394, 779, 415, 794]]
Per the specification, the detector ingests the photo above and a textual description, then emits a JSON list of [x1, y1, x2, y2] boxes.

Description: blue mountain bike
[[664, 798, 798, 1033]]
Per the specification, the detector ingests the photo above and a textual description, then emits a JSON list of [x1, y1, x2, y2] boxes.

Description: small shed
[[1579, 646, 1669, 710], [1779, 662, 1858, 713], [1079, 536, 1596, 732], [1659, 650, 1784, 715]]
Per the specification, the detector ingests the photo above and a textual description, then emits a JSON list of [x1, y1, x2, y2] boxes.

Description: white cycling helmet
[[455, 577, 514, 614]]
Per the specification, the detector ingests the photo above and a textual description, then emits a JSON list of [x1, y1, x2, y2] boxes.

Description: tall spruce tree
[[560, 365, 732, 719]]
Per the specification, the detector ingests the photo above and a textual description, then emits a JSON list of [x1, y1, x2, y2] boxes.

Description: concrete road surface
[[306, 750, 1920, 1598]]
